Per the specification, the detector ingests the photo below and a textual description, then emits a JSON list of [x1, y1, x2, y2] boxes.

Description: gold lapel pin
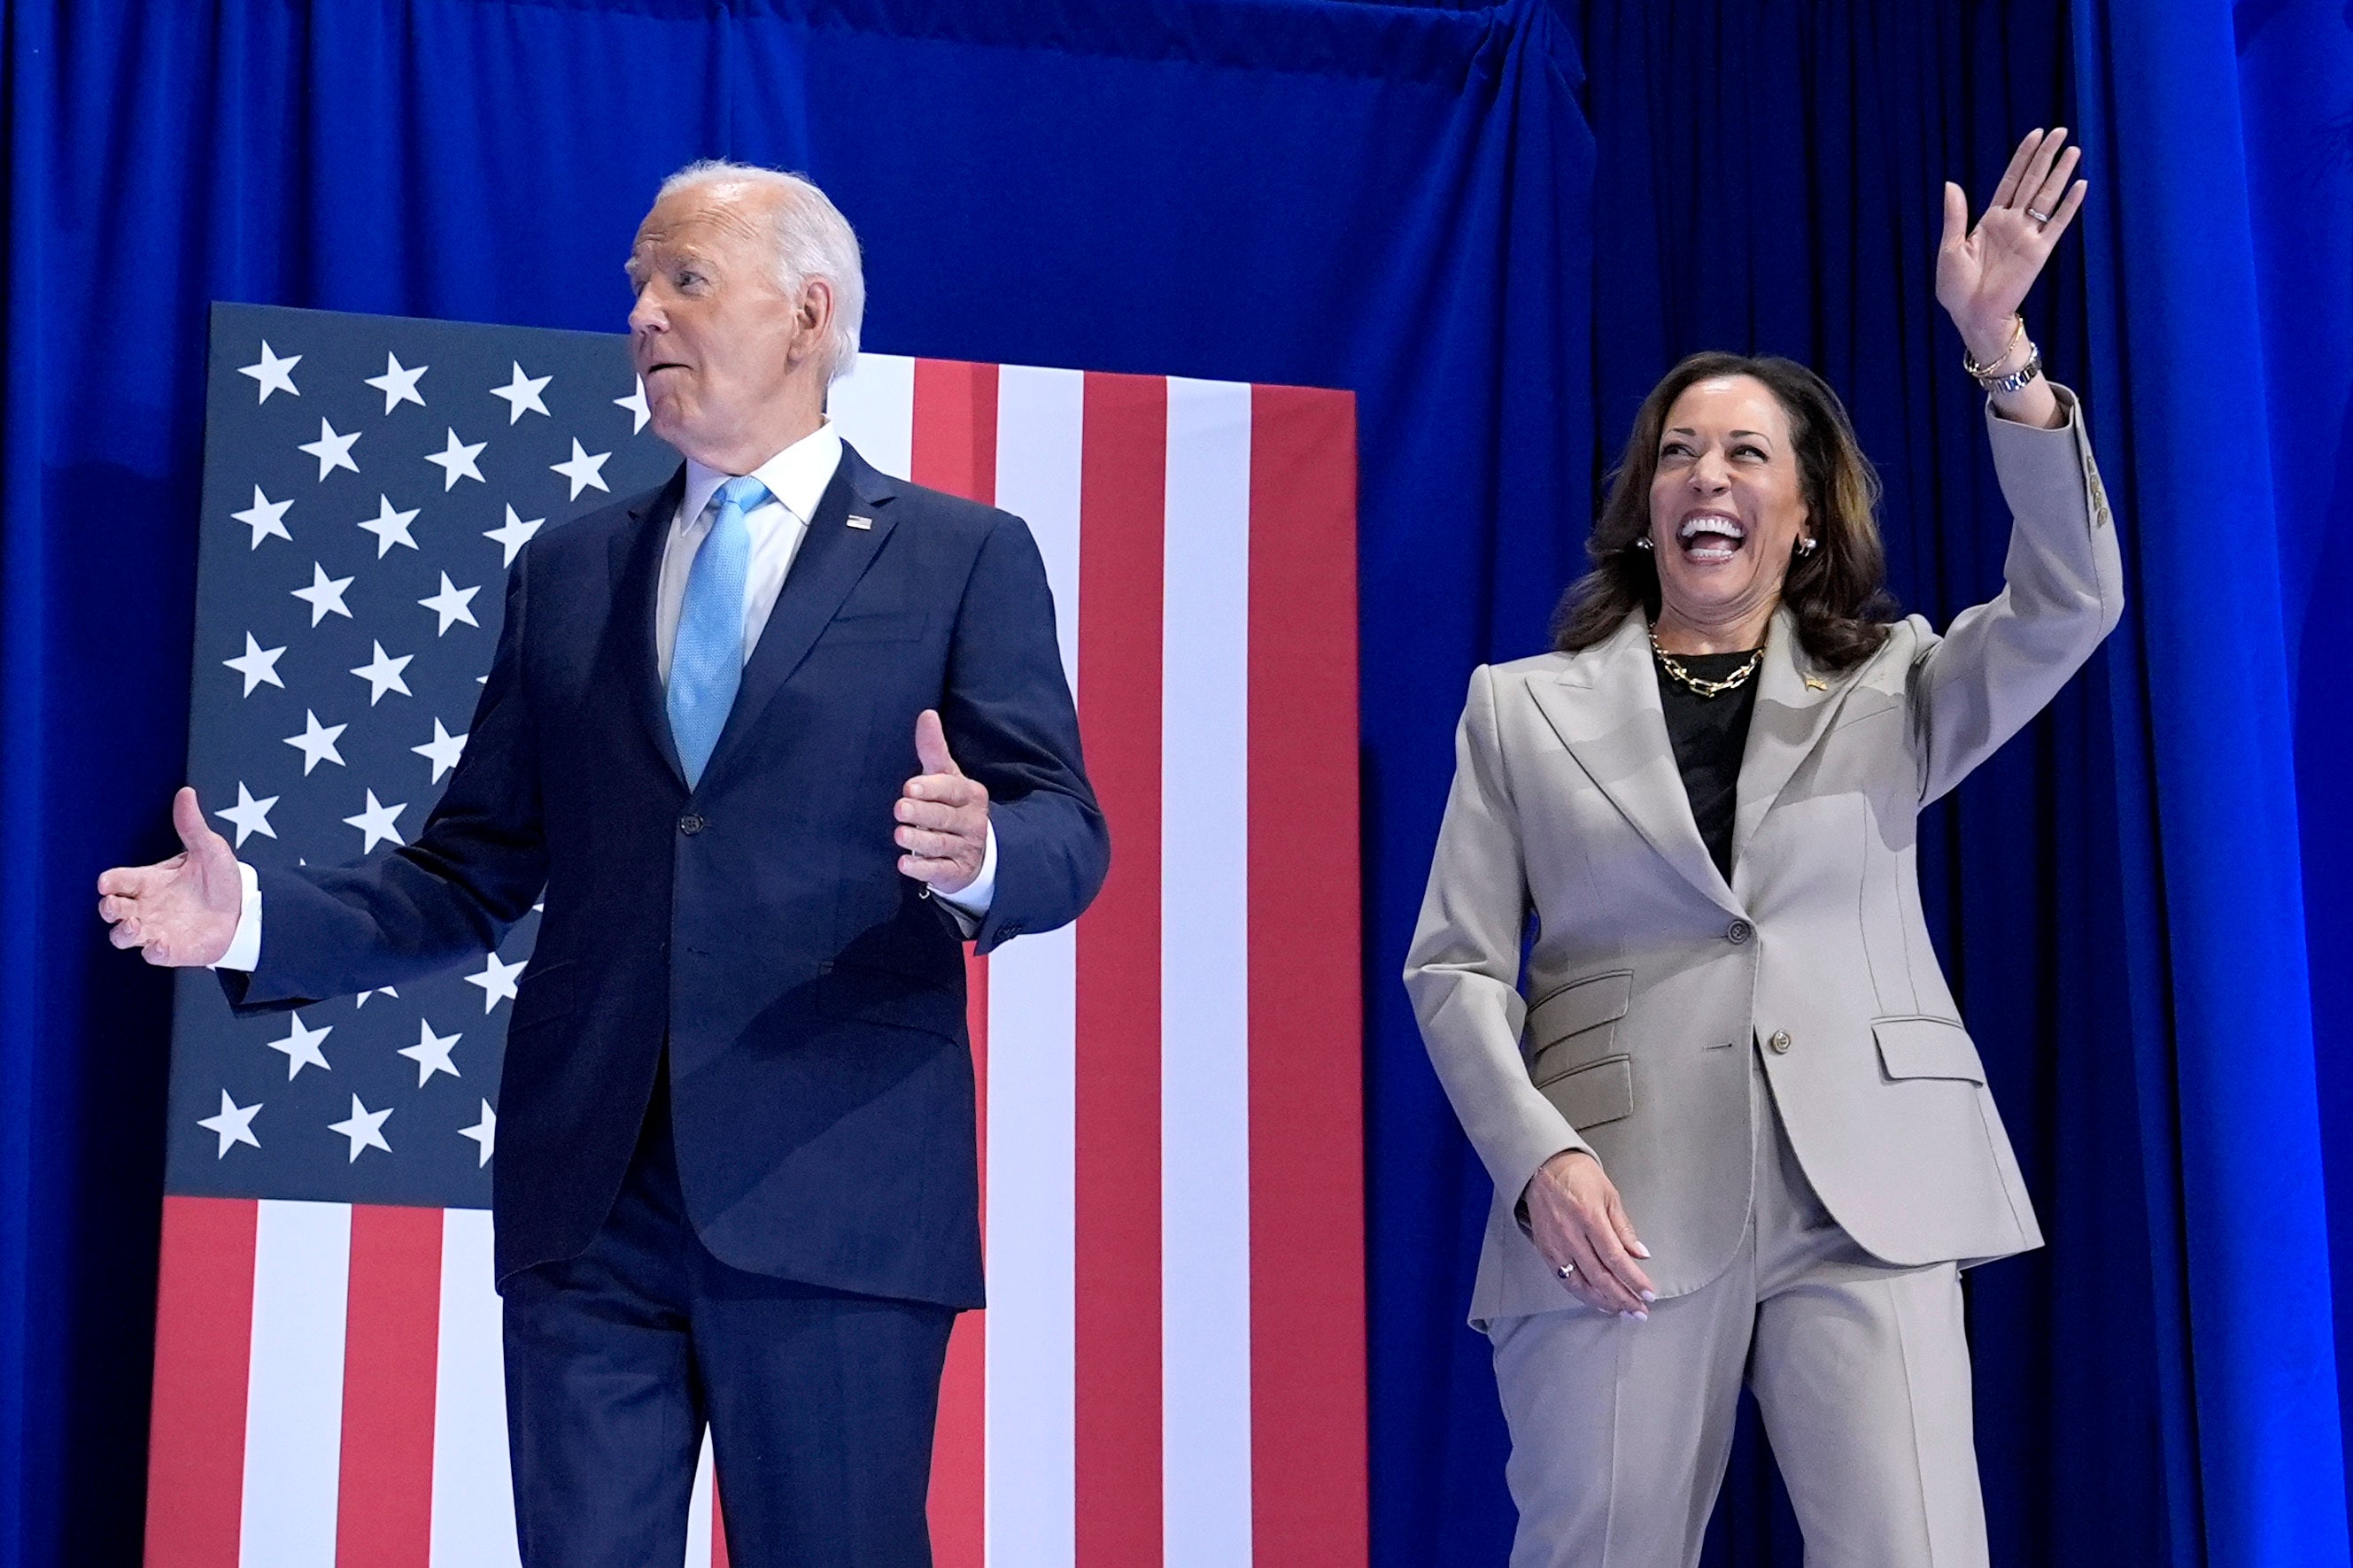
[[847, 514, 874, 530], [1803, 673, 1827, 691]]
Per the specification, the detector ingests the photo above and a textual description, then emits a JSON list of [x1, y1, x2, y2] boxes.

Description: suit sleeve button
[[1727, 919, 1753, 944], [678, 814, 705, 835], [1767, 1030, 1792, 1054]]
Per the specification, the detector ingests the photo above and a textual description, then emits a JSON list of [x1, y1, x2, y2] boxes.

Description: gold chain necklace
[[1650, 631, 1763, 699]]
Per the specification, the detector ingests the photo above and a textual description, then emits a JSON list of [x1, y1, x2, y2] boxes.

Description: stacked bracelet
[[1976, 346, 2043, 396], [1962, 315, 2043, 395]]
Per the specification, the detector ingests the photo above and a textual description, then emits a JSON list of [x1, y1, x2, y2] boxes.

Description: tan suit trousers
[[1487, 1047, 1988, 1568]]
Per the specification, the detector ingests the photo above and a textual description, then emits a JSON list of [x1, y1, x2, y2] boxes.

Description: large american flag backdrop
[[146, 304, 1366, 1568]]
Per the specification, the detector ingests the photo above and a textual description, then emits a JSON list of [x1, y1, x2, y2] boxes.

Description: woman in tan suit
[[1405, 130, 2117, 1568]]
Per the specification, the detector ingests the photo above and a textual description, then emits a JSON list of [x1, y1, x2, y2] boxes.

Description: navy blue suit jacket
[[225, 444, 1107, 1308]]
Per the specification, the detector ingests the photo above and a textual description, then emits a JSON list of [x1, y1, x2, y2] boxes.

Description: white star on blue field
[[168, 302, 678, 1209]]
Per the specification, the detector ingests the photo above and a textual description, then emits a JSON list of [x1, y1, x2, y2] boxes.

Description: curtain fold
[[2070, 1, 2350, 1563], [2233, 0, 2353, 1533]]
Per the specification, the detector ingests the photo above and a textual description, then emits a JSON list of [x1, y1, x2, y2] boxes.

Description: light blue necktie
[[667, 475, 770, 787]]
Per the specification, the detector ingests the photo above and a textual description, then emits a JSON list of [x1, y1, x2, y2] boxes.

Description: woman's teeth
[[1677, 515, 1745, 561]]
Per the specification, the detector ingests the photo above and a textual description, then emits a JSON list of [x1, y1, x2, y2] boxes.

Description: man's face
[[625, 182, 826, 467]]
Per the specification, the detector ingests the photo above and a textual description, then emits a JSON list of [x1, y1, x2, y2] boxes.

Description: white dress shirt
[[655, 422, 838, 684], [214, 420, 994, 972]]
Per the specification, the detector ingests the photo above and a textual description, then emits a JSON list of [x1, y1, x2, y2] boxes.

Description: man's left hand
[[897, 708, 989, 896]]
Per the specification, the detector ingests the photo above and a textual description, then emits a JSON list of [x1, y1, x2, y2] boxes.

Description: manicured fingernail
[[1629, 1242, 1652, 1258], [1634, 1310, 1649, 1321], [1639, 1290, 1656, 1303]]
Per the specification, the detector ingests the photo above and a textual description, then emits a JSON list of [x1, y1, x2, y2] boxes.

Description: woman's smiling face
[[1646, 375, 1813, 637]]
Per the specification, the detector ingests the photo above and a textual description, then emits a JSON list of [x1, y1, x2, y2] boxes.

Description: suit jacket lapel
[[1526, 614, 1741, 915], [1729, 607, 1853, 868], [695, 443, 902, 793], [612, 466, 689, 790]]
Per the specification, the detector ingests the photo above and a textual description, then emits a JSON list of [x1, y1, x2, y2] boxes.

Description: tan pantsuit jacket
[[1406, 390, 2121, 1327]]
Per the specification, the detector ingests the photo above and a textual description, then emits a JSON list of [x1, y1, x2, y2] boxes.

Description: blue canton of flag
[[166, 302, 679, 1209]]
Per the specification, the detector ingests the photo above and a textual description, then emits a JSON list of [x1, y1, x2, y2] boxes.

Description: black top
[[1653, 648, 1762, 882]]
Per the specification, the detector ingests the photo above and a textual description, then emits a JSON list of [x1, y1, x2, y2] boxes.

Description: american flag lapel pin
[[847, 514, 873, 530]]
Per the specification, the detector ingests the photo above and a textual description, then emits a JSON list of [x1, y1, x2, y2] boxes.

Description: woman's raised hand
[[1937, 127, 2086, 359], [1525, 1149, 1656, 1318]]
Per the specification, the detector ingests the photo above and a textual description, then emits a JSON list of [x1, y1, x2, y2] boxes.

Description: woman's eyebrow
[[1660, 426, 1774, 444]]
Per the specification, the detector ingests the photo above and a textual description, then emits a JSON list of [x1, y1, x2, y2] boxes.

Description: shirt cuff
[[934, 822, 998, 937], [210, 861, 262, 972]]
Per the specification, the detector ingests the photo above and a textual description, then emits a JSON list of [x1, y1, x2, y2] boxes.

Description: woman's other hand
[[1938, 128, 2085, 428], [1525, 1149, 1657, 1317]]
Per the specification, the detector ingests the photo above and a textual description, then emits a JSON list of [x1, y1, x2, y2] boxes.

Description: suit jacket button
[[1726, 919, 1753, 944], [678, 813, 705, 835], [1767, 1030, 1792, 1054]]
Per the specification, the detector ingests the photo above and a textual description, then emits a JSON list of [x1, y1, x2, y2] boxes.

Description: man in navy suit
[[99, 161, 1108, 1566]]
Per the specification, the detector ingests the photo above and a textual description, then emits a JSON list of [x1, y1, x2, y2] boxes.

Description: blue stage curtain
[[2070, 0, 2353, 1562], [0, 4, 1586, 1564], [2231, 0, 2353, 1536]]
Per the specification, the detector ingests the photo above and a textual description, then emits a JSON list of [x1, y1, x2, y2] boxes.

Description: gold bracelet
[[1961, 315, 2027, 381]]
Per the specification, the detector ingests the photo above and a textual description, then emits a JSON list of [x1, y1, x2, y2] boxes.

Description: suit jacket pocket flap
[[823, 611, 931, 645], [818, 959, 963, 1039], [1538, 1054, 1634, 1131], [509, 959, 581, 1033], [1524, 970, 1632, 1054], [1873, 1016, 1986, 1083]]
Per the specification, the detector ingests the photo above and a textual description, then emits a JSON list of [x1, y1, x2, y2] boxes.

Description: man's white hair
[[656, 160, 865, 381]]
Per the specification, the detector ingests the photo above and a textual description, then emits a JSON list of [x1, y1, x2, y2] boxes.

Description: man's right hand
[[97, 787, 243, 968], [1525, 1148, 1657, 1317]]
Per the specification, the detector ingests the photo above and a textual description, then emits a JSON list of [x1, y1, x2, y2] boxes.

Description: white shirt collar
[[680, 420, 844, 530]]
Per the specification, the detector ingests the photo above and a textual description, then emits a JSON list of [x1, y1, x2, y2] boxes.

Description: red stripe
[[926, 950, 987, 1568], [1074, 371, 1168, 1567], [912, 359, 1000, 506], [334, 1204, 444, 1568], [1246, 386, 1368, 1565], [713, 1482, 732, 1568], [144, 1195, 259, 1568], [914, 358, 997, 1568]]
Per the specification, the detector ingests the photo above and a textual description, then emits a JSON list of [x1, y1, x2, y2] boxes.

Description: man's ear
[[791, 277, 836, 365]]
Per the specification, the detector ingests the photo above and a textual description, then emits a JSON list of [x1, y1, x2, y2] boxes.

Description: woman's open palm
[[1937, 127, 2086, 344]]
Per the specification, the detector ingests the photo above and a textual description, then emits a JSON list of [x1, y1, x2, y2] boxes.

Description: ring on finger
[[2026, 205, 2053, 225], [1555, 1262, 1576, 1280]]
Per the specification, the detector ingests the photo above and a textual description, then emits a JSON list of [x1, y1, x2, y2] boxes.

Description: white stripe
[[428, 1209, 520, 1568], [240, 1200, 352, 1568], [684, 1428, 717, 1567], [827, 352, 916, 481], [994, 366, 1085, 695], [981, 365, 1085, 1568], [985, 922, 1079, 1568], [1159, 376, 1256, 1568]]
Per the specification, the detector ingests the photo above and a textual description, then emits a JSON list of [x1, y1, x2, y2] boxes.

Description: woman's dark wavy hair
[[1552, 352, 1899, 670]]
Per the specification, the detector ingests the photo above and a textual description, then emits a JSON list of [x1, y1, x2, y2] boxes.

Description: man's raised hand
[[97, 787, 243, 967], [895, 709, 989, 897]]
